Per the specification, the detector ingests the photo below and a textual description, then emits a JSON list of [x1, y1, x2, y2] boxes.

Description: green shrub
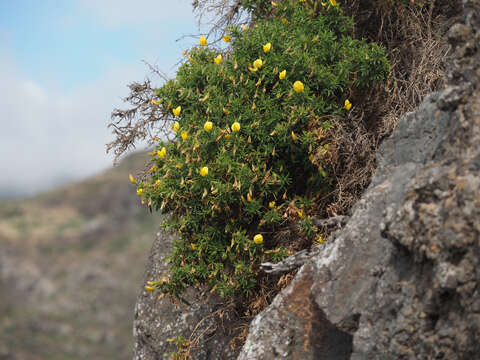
[[138, 0, 389, 298]]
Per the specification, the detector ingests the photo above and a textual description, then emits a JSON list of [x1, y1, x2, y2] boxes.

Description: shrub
[[137, 0, 389, 298]]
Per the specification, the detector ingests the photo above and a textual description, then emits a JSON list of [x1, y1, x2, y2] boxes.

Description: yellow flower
[[172, 106, 181, 117], [147, 281, 155, 286], [248, 66, 258, 73], [271, 1, 278, 6], [129, 173, 135, 184], [144, 285, 155, 292], [253, 234, 263, 245], [200, 166, 209, 177], [181, 131, 188, 140], [297, 210, 305, 219], [204, 121, 213, 132], [155, 179, 161, 185], [253, 58, 263, 69], [172, 121, 180, 132], [269, 201, 276, 208], [344, 99, 352, 111], [199, 35, 207, 46], [263, 42, 272, 53], [281, 18, 288, 24], [291, 131, 298, 141], [222, 35, 231, 43], [137, 188, 143, 196], [175, 163, 183, 169], [231, 122, 241, 132], [157, 147, 166, 158], [279, 69, 286, 80], [241, 24, 247, 31], [329, 0, 338, 6], [293, 80, 304, 93], [152, 99, 161, 106], [214, 54, 222, 65], [299, 0, 306, 2]]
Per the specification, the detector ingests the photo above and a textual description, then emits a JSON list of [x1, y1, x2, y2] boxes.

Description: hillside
[[0, 151, 161, 360]]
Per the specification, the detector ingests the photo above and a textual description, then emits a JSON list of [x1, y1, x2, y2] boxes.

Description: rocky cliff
[[133, 1, 480, 359]]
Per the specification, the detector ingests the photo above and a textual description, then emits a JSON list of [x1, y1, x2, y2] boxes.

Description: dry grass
[[313, 0, 462, 217], [348, 0, 460, 128]]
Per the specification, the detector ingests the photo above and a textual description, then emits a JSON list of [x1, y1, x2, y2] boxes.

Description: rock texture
[[133, 231, 240, 360], [237, 1, 480, 359]]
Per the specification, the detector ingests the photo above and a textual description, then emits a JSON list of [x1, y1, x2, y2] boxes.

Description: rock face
[[133, 231, 240, 360], [237, 2, 480, 359]]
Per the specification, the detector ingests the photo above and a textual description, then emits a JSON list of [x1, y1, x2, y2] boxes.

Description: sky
[[0, 0, 206, 199]]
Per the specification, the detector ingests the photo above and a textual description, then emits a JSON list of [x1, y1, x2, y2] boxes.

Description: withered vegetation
[[317, 0, 461, 216]]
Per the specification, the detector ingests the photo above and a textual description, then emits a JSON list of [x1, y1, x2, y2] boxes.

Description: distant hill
[[0, 151, 162, 360]]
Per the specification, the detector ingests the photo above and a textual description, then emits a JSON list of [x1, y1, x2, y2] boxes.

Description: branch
[[261, 247, 323, 274], [311, 215, 349, 230], [261, 215, 349, 275]]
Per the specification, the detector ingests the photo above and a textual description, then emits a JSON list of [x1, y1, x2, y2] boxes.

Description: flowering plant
[[136, 0, 388, 297]]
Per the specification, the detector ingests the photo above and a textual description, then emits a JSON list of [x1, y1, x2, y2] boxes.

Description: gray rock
[[133, 231, 240, 360], [237, 2, 480, 359]]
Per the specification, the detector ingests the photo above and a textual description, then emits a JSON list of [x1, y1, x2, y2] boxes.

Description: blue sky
[[0, 0, 205, 198]]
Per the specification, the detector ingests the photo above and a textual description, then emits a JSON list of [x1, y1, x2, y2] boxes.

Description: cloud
[[0, 49, 153, 198], [74, 0, 197, 27]]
